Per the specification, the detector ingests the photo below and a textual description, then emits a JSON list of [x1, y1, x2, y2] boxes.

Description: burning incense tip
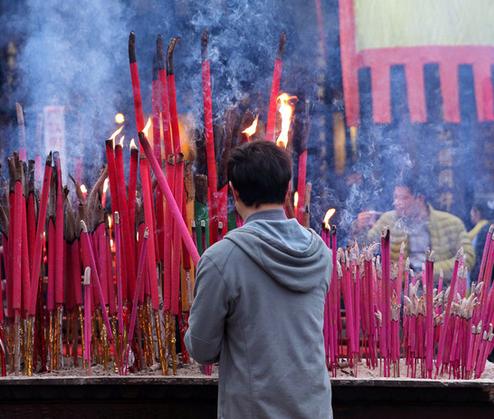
[[142, 118, 152, 139], [80, 220, 88, 234], [103, 178, 109, 194], [130, 138, 137, 150], [241, 115, 258, 138], [323, 208, 336, 229], [114, 113, 125, 124], [201, 30, 209, 59], [167, 37, 180, 75], [294, 192, 299, 209], [109, 126, 124, 145], [80, 184, 88, 195], [83, 267, 91, 286], [277, 32, 287, 58], [128, 32, 136, 63]]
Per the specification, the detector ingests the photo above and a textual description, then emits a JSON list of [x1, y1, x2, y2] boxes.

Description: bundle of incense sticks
[[321, 224, 494, 379], [2, 31, 493, 381]]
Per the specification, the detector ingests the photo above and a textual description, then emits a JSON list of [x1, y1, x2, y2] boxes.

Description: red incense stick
[[138, 132, 200, 265], [83, 267, 92, 373], [80, 221, 113, 342], [266, 33, 286, 142], [201, 31, 220, 245], [124, 227, 149, 372], [53, 153, 64, 306]]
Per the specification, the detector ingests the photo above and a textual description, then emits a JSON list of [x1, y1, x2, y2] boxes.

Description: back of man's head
[[227, 140, 292, 207]]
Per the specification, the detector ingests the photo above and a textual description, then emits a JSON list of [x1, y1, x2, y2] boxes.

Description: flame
[[109, 126, 124, 145], [103, 178, 109, 194], [108, 214, 113, 229], [115, 113, 125, 124], [80, 184, 88, 195], [276, 93, 297, 148], [142, 117, 152, 138], [242, 115, 259, 139], [294, 192, 299, 208], [323, 208, 336, 229], [130, 138, 137, 150]]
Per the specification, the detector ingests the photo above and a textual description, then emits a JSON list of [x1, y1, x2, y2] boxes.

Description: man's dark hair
[[227, 140, 292, 207], [472, 200, 494, 220], [395, 175, 429, 201]]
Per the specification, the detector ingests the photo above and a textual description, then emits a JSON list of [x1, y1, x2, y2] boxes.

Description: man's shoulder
[[200, 236, 239, 272]]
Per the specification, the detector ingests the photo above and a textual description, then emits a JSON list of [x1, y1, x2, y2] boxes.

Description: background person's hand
[[355, 210, 382, 231]]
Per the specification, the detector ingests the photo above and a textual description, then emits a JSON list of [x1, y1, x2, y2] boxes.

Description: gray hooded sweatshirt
[[185, 209, 332, 419]]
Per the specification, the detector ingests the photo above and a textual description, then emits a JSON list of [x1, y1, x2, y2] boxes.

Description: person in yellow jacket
[[356, 180, 474, 282]]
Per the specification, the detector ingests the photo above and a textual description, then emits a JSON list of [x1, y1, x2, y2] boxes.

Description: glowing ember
[[109, 126, 124, 146], [80, 184, 88, 195], [294, 191, 299, 208], [142, 117, 152, 139], [103, 178, 109, 194], [107, 214, 113, 229], [130, 138, 137, 150], [241, 115, 259, 139], [276, 93, 297, 148], [115, 113, 125, 124], [323, 208, 336, 229]]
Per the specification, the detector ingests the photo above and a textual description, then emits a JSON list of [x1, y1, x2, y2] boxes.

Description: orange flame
[[109, 126, 124, 146], [242, 115, 259, 139], [323, 208, 336, 229], [294, 192, 299, 208], [107, 214, 113, 229], [142, 117, 152, 139], [276, 93, 297, 148]]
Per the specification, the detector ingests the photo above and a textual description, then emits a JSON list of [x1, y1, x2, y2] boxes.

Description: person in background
[[355, 178, 474, 282], [185, 141, 333, 419], [469, 201, 493, 283]]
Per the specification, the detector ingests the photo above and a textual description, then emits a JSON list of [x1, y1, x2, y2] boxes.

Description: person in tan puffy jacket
[[356, 180, 474, 282]]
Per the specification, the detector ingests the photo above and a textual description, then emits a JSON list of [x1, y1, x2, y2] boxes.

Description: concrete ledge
[[0, 376, 492, 418]]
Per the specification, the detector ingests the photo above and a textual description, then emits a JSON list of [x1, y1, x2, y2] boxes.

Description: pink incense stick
[[114, 212, 125, 337], [80, 221, 113, 342], [138, 132, 200, 265], [436, 249, 462, 376], [425, 255, 434, 378], [124, 227, 149, 372], [83, 266, 92, 374]]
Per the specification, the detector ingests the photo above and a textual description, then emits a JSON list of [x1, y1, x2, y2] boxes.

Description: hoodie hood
[[225, 211, 331, 293]]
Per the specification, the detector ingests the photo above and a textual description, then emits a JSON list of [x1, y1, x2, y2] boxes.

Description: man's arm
[[185, 255, 229, 364]]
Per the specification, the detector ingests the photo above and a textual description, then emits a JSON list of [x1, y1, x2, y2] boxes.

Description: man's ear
[[229, 181, 238, 199]]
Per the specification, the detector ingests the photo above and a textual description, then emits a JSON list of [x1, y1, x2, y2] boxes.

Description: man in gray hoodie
[[185, 141, 332, 419]]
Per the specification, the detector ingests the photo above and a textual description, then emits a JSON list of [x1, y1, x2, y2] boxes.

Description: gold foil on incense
[[56, 305, 63, 368], [155, 311, 168, 375], [111, 317, 120, 374], [170, 315, 177, 375], [48, 312, 55, 371], [24, 317, 34, 376], [138, 306, 148, 366], [145, 301, 154, 366]]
